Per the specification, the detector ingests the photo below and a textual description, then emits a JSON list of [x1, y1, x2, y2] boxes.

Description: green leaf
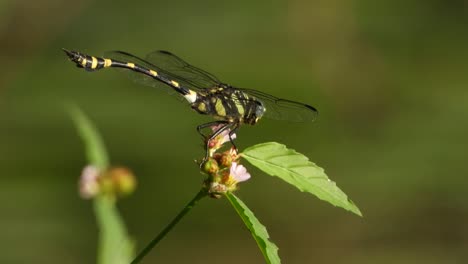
[[68, 104, 109, 169], [241, 142, 362, 216], [68, 105, 134, 264], [226, 193, 281, 264]]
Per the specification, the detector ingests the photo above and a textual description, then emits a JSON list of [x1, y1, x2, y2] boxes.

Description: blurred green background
[[1, 0, 468, 263]]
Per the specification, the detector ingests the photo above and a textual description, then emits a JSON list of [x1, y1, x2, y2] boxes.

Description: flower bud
[[218, 152, 233, 168], [208, 138, 218, 149], [108, 167, 137, 196], [202, 158, 219, 175]]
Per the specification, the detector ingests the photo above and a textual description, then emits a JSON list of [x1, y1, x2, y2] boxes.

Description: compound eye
[[255, 106, 265, 117]]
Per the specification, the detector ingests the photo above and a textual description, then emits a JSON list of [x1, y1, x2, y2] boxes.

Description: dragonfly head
[[244, 102, 265, 125], [255, 103, 265, 118]]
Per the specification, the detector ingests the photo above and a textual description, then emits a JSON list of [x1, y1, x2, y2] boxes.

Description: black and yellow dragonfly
[[63, 49, 318, 161]]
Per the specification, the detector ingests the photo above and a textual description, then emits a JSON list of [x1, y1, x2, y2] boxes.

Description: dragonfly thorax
[[191, 86, 265, 125]]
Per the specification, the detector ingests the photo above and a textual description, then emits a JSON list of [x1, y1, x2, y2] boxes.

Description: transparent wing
[[238, 88, 318, 122], [104, 50, 217, 95], [145, 50, 221, 89], [104, 51, 178, 95]]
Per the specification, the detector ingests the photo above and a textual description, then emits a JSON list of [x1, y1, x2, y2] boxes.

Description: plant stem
[[131, 188, 208, 264]]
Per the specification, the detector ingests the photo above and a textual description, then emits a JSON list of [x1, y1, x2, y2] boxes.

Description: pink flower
[[229, 162, 251, 183], [79, 165, 100, 199]]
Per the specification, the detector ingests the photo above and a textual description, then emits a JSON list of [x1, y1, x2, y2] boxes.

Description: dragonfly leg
[[196, 121, 229, 139], [228, 122, 240, 153], [200, 122, 231, 166]]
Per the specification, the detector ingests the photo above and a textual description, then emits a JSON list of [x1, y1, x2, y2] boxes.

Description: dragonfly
[[63, 49, 318, 162]]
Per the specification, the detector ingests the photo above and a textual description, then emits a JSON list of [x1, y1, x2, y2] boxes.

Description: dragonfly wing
[[103, 51, 183, 95], [238, 88, 318, 122], [145, 50, 221, 90]]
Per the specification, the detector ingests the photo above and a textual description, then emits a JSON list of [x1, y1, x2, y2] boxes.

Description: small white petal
[[230, 162, 251, 183]]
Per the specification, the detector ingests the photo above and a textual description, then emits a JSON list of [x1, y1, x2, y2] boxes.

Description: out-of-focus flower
[[78, 165, 137, 199], [79, 165, 100, 199], [108, 167, 137, 196]]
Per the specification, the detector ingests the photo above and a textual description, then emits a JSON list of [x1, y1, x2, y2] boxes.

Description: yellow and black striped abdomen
[[63, 49, 112, 71], [63, 49, 191, 96]]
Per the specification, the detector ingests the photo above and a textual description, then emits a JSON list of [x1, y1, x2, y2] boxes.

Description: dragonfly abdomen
[[62, 49, 111, 71], [63, 49, 191, 96]]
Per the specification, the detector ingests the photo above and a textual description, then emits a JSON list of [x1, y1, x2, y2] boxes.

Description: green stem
[[131, 188, 208, 264]]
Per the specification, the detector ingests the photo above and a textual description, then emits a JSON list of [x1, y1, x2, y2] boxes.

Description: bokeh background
[[1, 0, 468, 263]]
